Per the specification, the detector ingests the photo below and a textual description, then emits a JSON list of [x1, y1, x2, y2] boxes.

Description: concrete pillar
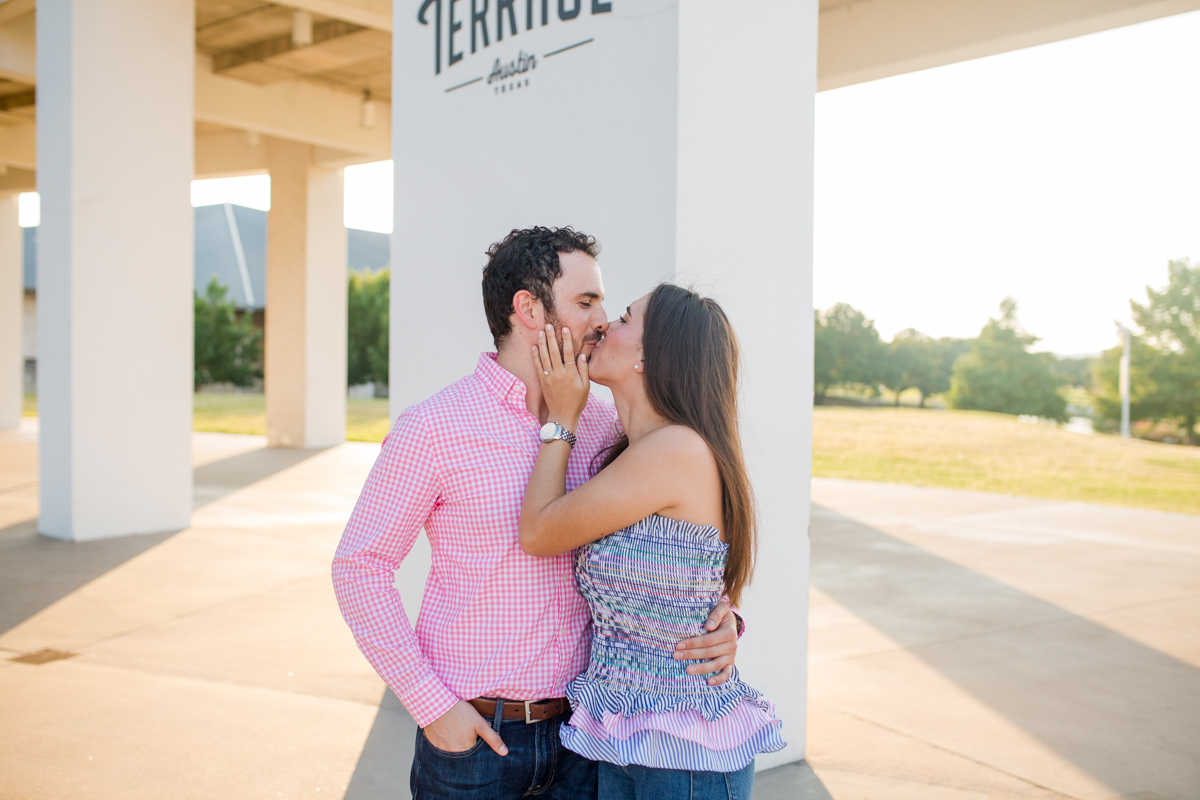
[[392, 0, 816, 771], [265, 137, 347, 449], [674, 1, 816, 768], [37, 0, 194, 541], [0, 193, 19, 429]]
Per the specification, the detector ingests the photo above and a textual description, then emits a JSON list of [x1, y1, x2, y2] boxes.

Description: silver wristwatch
[[539, 421, 577, 448]]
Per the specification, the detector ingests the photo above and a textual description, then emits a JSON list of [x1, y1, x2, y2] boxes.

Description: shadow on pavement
[[810, 503, 1200, 796], [0, 445, 328, 638], [345, 690, 416, 800], [341, 690, 829, 800], [753, 761, 834, 799], [192, 445, 329, 509], [0, 518, 175, 636]]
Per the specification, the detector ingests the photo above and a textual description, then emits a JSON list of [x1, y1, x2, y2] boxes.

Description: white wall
[[675, 1, 817, 768], [390, 2, 679, 410], [37, 0, 194, 540], [391, 0, 816, 769]]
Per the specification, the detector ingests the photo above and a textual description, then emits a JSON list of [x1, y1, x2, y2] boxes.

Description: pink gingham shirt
[[332, 353, 620, 726]]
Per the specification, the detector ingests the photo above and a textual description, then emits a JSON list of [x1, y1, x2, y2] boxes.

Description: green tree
[[1053, 356, 1094, 388], [880, 330, 970, 408], [194, 277, 262, 390], [348, 268, 389, 387], [1131, 259, 1200, 443], [1094, 259, 1200, 444], [948, 298, 1066, 421], [1093, 337, 1167, 431], [814, 303, 886, 402], [932, 337, 972, 404]]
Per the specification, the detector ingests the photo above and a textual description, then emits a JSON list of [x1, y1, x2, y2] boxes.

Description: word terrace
[[419, 0, 611, 75]]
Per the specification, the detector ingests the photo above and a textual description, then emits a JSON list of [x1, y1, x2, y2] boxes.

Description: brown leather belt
[[469, 697, 570, 724]]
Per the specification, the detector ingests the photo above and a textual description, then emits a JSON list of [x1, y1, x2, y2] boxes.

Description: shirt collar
[[474, 351, 595, 422], [475, 352, 530, 417]]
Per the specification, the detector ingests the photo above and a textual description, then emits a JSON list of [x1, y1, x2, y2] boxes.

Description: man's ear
[[511, 290, 544, 335]]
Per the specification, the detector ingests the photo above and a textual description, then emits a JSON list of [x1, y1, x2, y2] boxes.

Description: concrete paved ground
[[807, 477, 1200, 800], [0, 425, 1196, 799]]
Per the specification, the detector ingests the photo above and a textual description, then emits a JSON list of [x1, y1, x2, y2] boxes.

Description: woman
[[519, 284, 784, 800]]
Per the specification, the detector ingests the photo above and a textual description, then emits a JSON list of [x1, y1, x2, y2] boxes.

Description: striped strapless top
[[560, 515, 785, 772]]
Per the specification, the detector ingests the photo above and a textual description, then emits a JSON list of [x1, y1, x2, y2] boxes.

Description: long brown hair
[[596, 284, 757, 605]]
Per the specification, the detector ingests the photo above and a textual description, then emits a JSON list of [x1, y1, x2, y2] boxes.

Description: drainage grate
[[8, 648, 79, 665]]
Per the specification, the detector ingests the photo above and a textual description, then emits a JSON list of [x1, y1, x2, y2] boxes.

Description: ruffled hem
[[568, 699, 780, 752], [566, 670, 770, 723], [560, 718, 785, 773]]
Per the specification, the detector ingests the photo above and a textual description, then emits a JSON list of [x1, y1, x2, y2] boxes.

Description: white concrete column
[[392, 0, 816, 771], [0, 193, 20, 429], [674, 1, 816, 768], [37, 0, 195, 541], [265, 137, 347, 449]]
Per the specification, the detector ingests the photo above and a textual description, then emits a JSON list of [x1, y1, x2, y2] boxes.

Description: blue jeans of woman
[[597, 761, 755, 800], [410, 705, 597, 800]]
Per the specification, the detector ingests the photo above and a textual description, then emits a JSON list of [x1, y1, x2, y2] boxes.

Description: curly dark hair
[[482, 226, 600, 346]]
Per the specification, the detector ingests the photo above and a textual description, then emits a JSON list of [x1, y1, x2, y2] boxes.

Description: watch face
[[540, 422, 558, 441]]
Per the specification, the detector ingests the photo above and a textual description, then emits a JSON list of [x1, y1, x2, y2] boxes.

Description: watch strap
[[543, 422, 576, 448]]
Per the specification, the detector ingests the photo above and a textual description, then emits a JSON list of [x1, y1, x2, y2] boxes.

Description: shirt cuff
[[718, 596, 745, 638], [399, 674, 461, 728]]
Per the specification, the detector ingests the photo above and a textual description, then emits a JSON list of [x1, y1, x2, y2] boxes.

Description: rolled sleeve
[[332, 406, 457, 727]]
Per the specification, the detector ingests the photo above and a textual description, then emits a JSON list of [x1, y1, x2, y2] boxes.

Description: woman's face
[[587, 293, 650, 386]]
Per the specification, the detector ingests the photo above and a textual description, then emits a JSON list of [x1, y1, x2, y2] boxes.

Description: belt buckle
[[523, 699, 535, 724]]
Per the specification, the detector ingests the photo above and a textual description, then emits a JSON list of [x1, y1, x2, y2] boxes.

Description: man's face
[[545, 250, 608, 358]]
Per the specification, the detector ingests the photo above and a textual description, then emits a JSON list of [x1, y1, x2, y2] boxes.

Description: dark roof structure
[[194, 203, 267, 308], [23, 204, 391, 309]]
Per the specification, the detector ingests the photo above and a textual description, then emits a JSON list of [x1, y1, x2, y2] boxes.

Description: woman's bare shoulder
[[630, 424, 715, 466]]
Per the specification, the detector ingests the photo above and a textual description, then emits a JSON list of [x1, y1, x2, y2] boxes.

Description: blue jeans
[[597, 761, 755, 800], [410, 707, 597, 800]]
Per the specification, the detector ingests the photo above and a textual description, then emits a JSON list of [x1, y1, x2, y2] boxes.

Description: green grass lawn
[[28, 394, 1200, 514], [192, 393, 391, 443], [814, 407, 1200, 515]]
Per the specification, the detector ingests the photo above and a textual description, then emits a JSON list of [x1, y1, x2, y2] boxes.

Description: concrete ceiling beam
[[818, 0, 1200, 91], [0, 166, 35, 192], [195, 129, 267, 179], [0, 9, 35, 83], [195, 55, 390, 160], [0, 121, 35, 170], [213, 17, 365, 76], [195, 126, 375, 179], [270, 0, 391, 33], [0, 89, 34, 111], [0, 0, 34, 26]]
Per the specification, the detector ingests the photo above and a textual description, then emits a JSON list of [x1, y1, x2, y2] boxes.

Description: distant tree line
[[194, 278, 261, 390], [1092, 259, 1199, 445], [347, 268, 389, 388], [194, 268, 391, 393], [815, 297, 1069, 421], [816, 259, 1200, 444]]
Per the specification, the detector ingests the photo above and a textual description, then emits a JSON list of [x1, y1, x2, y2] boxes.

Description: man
[[332, 227, 739, 799]]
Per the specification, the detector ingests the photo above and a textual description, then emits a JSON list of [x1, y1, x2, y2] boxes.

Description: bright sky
[[18, 11, 1199, 356], [181, 162, 395, 233], [21, 161, 395, 233], [814, 10, 1200, 356]]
